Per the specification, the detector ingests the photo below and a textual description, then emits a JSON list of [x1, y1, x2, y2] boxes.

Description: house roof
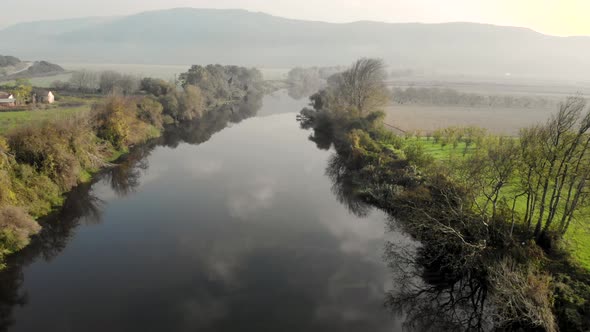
[[33, 89, 50, 96], [0, 92, 13, 99]]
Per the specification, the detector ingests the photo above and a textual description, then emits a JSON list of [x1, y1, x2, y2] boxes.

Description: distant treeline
[[0, 64, 263, 269], [52, 70, 142, 95], [286, 66, 344, 99], [391, 86, 555, 108]]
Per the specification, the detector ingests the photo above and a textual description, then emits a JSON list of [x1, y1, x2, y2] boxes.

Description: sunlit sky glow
[[3, 0, 590, 36]]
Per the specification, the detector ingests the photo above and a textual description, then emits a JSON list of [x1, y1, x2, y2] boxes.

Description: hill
[[0, 55, 21, 67], [1, 8, 589, 80], [0, 54, 65, 81]]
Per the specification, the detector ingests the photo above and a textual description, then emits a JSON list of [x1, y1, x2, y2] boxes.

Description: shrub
[[0, 206, 41, 251], [93, 96, 131, 148], [7, 116, 102, 190], [137, 96, 164, 128]]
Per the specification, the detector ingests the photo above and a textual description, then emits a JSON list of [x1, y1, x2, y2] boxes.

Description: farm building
[[0, 91, 16, 106], [33, 90, 55, 104]]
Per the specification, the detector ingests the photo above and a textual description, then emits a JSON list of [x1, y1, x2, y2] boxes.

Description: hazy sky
[[2, 0, 589, 36]]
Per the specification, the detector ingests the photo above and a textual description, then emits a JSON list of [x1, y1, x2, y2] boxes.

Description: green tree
[[10, 79, 32, 105]]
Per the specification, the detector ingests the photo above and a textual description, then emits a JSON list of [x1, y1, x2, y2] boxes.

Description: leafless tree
[[69, 70, 98, 92]]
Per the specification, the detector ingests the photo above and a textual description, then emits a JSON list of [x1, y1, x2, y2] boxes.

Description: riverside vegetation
[[0, 64, 263, 269], [298, 58, 590, 331]]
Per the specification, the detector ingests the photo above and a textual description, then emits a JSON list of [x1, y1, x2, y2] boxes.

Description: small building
[[33, 90, 55, 104], [0, 92, 16, 107]]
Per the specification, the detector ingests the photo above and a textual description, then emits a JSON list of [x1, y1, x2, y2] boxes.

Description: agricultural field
[[387, 76, 590, 98], [0, 96, 95, 134], [406, 136, 590, 270], [385, 104, 556, 135], [384, 75, 590, 135]]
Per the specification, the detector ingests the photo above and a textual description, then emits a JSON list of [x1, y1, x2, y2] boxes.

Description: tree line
[[392, 86, 555, 109], [51, 70, 142, 95], [286, 66, 344, 99]]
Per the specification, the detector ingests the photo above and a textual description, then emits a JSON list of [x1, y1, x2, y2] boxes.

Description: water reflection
[[0, 181, 104, 331], [309, 116, 493, 331], [0, 93, 263, 332], [383, 240, 491, 331], [106, 145, 153, 197], [325, 154, 372, 218], [0, 91, 402, 332], [326, 151, 492, 331]]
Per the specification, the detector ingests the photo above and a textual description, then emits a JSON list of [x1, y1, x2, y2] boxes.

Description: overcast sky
[[2, 0, 589, 36]]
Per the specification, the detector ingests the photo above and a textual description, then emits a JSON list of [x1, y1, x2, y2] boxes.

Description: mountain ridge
[[1, 8, 589, 80], [3, 8, 583, 38]]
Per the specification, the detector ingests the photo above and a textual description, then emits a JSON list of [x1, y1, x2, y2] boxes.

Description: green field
[[409, 137, 590, 270], [0, 105, 91, 134]]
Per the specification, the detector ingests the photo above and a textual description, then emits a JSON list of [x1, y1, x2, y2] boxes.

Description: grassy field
[[406, 137, 590, 270], [0, 105, 91, 134]]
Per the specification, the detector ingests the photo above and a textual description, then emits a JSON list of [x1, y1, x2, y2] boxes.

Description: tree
[[99, 71, 122, 94], [115, 74, 140, 96], [517, 97, 590, 239], [93, 96, 131, 148], [337, 58, 389, 115], [140, 77, 175, 97], [178, 65, 262, 106], [99, 71, 139, 95], [137, 96, 164, 128], [69, 70, 98, 92], [50, 80, 71, 91], [9, 79, 32, 105], [178, 85, 204, 121], [159, 93, 180, 121]]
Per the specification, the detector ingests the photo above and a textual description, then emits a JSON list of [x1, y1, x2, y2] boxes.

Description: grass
[[0, 104, 91, 134], [404, 136, 475, 160], [406, 136, 590, 270]]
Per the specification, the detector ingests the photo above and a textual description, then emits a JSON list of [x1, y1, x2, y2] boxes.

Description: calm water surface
[[2, 91, 409, 331]]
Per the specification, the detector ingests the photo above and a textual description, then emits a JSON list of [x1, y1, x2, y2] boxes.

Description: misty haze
[[0, 2, 589, 332]]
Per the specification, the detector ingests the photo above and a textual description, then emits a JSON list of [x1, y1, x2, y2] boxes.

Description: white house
[[0, 92, 15, 106], [47, 91, 55, 104], [33, 90, 55, 104]]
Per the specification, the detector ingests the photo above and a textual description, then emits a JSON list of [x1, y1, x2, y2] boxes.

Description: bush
[[7, 116, 102, 190], [403, 141, 434, 168], [0, 207, 41, 256], [137, 96, 164, 129]]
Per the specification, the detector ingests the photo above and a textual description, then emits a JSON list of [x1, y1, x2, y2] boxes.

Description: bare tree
[[69, 70, 98, 92], [337, 58, 389, 114], [517, 97, 590, 238], [99, 71, 122, 94]]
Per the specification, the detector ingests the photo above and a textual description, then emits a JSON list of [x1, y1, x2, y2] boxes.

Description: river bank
[[0, 91, 409, 332], [0, 65, 264, 270], [296, 58, 590, 331]]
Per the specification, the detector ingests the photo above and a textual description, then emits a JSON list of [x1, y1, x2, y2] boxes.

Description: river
[[0, 90, 414, 332]]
